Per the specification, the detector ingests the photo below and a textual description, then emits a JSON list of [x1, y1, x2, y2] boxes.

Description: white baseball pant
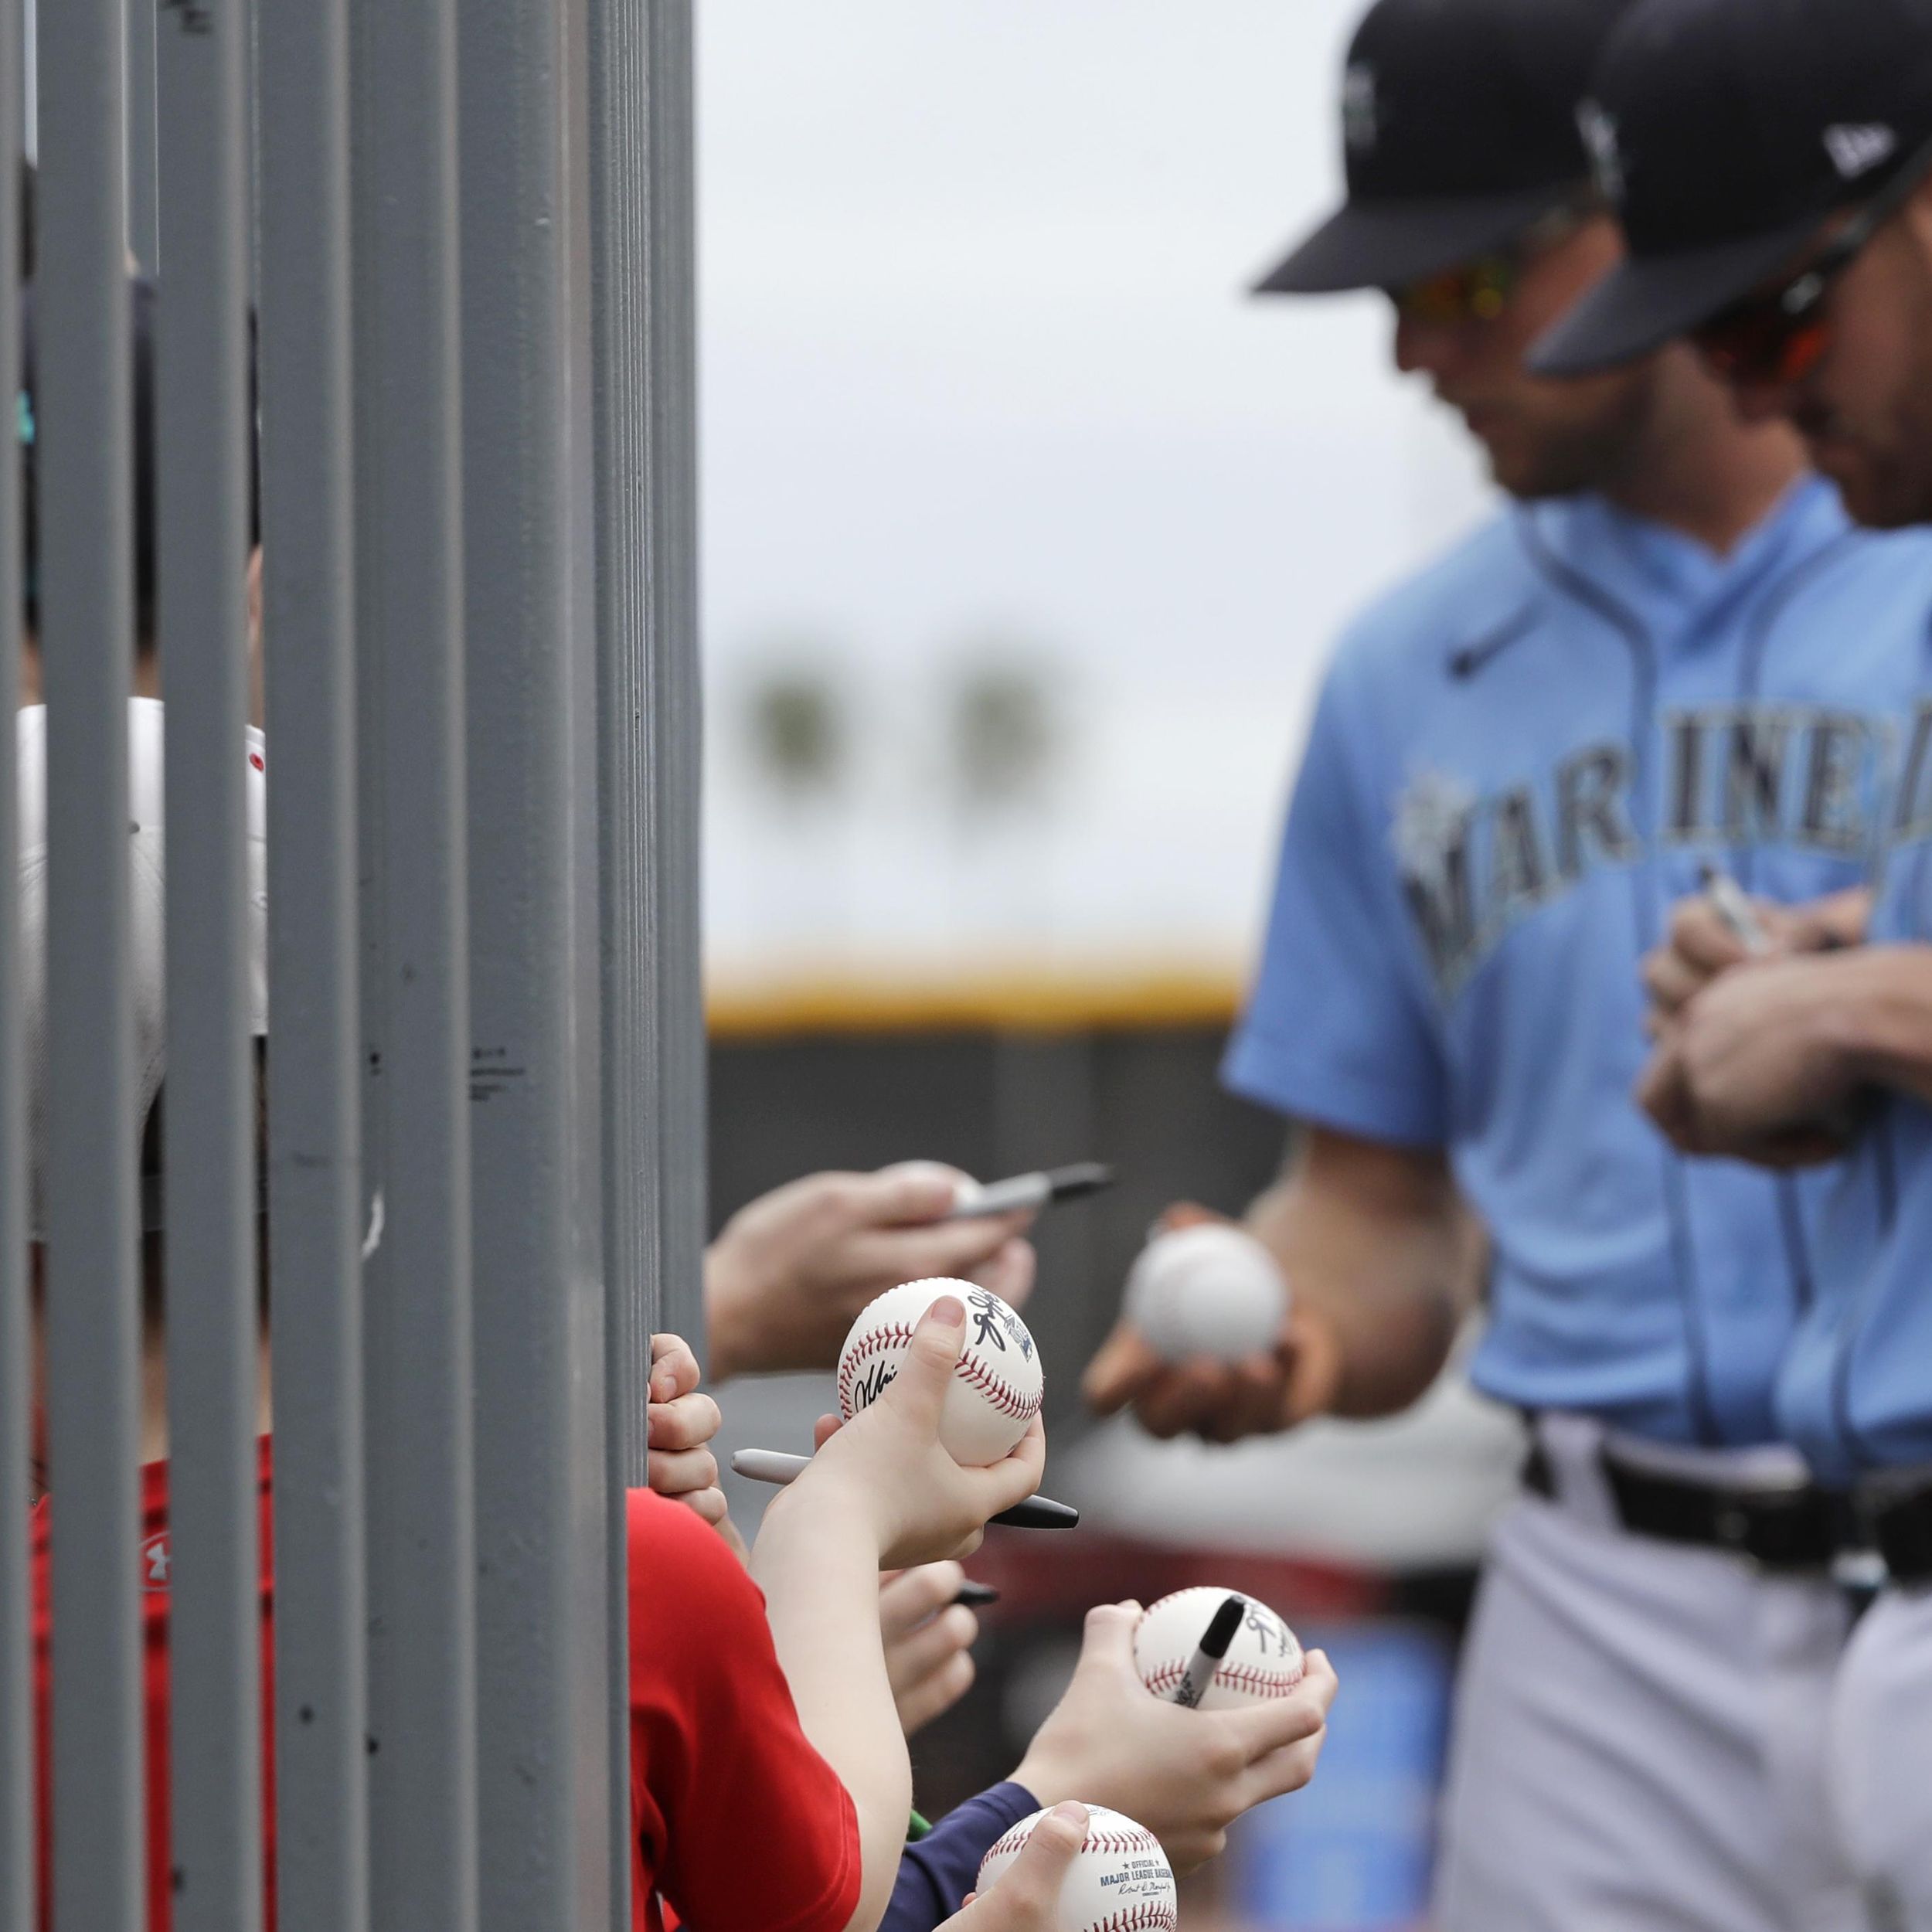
[[1828, 1582, 1932, 1931], [1432, 1419, 1862, 1932]]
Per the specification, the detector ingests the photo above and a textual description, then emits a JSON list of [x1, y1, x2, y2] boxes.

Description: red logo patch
[[141, 1532, 172, 1594], [249, 752, 264, 773]]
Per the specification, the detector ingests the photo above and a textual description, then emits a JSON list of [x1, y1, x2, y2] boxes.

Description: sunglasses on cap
[[1692, 130, 1932, 388], [1389, 199, 1599, 327]]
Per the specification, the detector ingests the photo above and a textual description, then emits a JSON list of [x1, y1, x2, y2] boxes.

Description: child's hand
[[647, 1333, 726, 1529], [942, 1804, 1090, 1929], [793, 1294, 1046, 1569], [880, 1562, 980, 1736], [1013, 1602, 1338, 1872]]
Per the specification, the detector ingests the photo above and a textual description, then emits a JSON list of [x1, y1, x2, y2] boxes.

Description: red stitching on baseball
[[984, 1823, 1163, 1862], [839, 1322, 1042, 1426], [1140, 1658, 1301, 1698], [1091, 1910, 1178, 1932]]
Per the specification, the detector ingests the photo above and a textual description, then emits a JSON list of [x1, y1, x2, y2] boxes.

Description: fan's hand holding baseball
[[1011, 1603, 1338, 1873], [941, 1804, 1090, 1930], [801, 1295, 1046, 1567], [645, 1332, 727, 1529], [706, 1165, 1037, 1382], [881, 1561, 981, 1737]]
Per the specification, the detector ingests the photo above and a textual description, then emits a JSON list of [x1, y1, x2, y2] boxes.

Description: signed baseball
[[837, 1279, 1043, 1466], [1133, 1587, 1305, 1709], [1123, 1223, 1289, 1364], [975, 1804, 1176, 1932]]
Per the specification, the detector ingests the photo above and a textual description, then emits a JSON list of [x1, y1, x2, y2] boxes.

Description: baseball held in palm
[[838, 1279, 1044, 1465], [1134, 1587, 1306, 1709]]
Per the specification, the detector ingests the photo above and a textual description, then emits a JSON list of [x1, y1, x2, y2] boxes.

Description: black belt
[[1865, 1478, 1932, 1587], [1522, 1438, 1859, 1574]]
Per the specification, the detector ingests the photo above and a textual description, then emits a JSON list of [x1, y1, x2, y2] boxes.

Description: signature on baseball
[[968, 1287, 1034, 1360]]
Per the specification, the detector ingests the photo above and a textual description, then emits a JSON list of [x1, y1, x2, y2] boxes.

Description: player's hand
[[798, 1294, 1046, 1570], [1081, 1309, 1338, 1444], [1637, 953, 1866, 1168], [941, 1803, 1090, 1929], [706, 1164, 1037, 1383], [1641, 887, 1872, 1035], [646, 1332, 726, 1529], [1083, 1203, 1330, 1444], [1011, 1603, 1337, 1873], [880, 1561, 980, 1736]]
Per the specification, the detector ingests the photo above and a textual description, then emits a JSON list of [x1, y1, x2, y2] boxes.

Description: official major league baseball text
[[976, 1805, 1178, 1932]]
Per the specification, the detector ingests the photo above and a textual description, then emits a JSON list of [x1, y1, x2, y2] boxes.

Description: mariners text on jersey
[[1225, 478, 1932, 1447], [1400, 702, 1917, 998]]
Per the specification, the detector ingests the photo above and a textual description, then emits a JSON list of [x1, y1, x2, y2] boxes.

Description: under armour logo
[[1342, 63, 1379, 155], [1578, 101, 1624, 204], [141, 1533, 172, 1593], [1824, 123, 1897, 180]]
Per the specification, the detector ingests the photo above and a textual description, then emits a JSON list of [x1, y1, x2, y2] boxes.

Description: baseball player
[[1531, 1, 1932, 1922], [1081, 1, 1932, 1926]]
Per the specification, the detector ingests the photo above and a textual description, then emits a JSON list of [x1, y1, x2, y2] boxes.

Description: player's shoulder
[[1332, 512, 1538, 677], [1788, 510, 1932, 598], [1320, 511, 1539, 714]]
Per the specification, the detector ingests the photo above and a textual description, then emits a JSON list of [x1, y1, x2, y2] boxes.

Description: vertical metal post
[[256, 0, 371, 1913], [36, 1, 142, 1926], [590, 0, 702, 1472], [457, 0, 611, 1920], [587, 5, 702, 1919], [349, 0, 477, 1920], [155, 0, 260, 1926], [0, 0, 28, 1921], [643, 6, 706, 1380], [123, 0, 157, 270]]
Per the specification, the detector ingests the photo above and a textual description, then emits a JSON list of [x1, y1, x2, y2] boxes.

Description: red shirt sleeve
[[628, 1491, 862, 1932]]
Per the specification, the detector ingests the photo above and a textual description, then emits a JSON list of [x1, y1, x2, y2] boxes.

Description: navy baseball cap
[[1531, 0, 1932, 376], [1257, 0, 1634, 297]]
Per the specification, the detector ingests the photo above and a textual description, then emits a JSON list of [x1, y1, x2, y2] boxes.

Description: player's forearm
[[701, 1241, 754, 1385], [752, 1485, 911, 1932], [1247, 1144, 1477, 1420], [1829, 944, 1932, 1107]]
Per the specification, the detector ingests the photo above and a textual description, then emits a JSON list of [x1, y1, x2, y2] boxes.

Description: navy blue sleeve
[[1223, 656, 1451, 1146], [883, 1783, 1041, 1931]]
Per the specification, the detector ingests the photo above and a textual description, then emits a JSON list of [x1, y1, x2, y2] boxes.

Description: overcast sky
[[697, 2, 1493, 984]]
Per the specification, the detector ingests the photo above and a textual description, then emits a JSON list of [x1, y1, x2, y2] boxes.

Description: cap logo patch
[[1577, 101, 1624, 204], [1824, 124, 1897, 180], [1342, 63, 1379, 155]]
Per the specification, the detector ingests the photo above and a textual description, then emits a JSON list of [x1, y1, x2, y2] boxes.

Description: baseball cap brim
[[1254, 182, 1577, 295], [1528, 213, 1825, 376]]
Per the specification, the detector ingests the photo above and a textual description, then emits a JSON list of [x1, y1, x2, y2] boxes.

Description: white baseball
[[1133, 1586, 1304, 1709], [1123, 1223, 1289, 1364], [975, 1804, 1176, 1932], [879, 1159, 981, 1211], [837, 1278, 1043, 1466]]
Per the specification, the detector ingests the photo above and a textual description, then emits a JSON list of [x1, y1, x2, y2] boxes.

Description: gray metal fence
[[4, 0, 702, 1924]]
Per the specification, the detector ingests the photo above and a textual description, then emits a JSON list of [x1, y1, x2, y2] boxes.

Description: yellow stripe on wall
[[706, 967, 1247, 1040]]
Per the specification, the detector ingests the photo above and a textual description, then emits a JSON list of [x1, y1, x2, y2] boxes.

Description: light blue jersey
[[1224, 478, 1932, 1447], [1779, 764, 1932, 1484]]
